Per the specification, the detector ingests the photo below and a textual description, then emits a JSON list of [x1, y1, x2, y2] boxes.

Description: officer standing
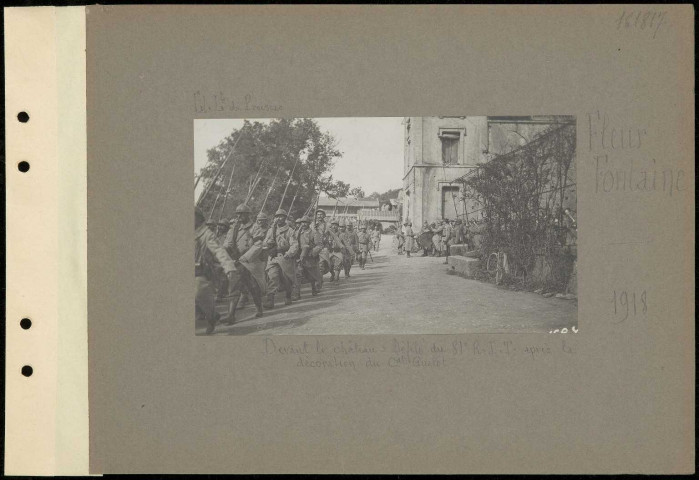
[[403, 221, 414, 258], [432, 220, 444, 257], [262, 209, 299, 309], [442, 219, 453, 264], [195, 207, 237, 334], [420, 221, 432, 257], [395, 225, 405, 255], [222, 203, 266, 324]]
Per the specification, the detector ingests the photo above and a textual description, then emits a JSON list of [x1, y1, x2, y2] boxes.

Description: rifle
[[259, 163, 282, 214], [196, 126, 246, 207], [278, 152, 302, 210], [287, 184, 301, 213], [267, 218, 279, 260], [216, 163, 237, 221]]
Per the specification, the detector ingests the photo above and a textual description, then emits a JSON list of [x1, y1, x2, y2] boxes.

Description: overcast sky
[[194, 117, 404, 196]]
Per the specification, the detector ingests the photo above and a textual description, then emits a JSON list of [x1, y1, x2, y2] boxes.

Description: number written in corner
[[611, 290, 647, 323]]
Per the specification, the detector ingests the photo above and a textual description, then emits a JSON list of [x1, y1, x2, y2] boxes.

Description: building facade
[[402, 116, 575, 227], [317, 196, 400, 230]]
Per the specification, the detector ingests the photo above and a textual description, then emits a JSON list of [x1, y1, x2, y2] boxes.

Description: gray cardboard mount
[[86, 5, 695, 474]]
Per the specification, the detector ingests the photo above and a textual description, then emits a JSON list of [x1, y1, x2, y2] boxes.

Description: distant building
[[402, 116, 575, 227], [317, 196, 400, 229]]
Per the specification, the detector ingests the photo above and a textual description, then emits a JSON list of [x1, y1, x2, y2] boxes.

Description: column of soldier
[[195, 204, 375, 335]]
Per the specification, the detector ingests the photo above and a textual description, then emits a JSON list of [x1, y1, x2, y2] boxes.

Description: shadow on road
[[219, 271, 388, 335]]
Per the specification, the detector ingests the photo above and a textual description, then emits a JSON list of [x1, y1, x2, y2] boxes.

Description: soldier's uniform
[[356, 225, 371, 269], [195, 209, 237, 334], [217, 219, 230, 243], [313, 210, 329, 277], [262, 209, 299, 309], [341, 221, 359, 277], [222, 204, 266, 323], [432, 221, 444, 256], [403, 222, 414, 258], [371, 227, 381, 252], [326, 218, 345, 282], [287, 216, 296, 236], [419, 222, 433, 256], [293, 216, 321, 299], [442, 220, 454, 263], [395, 228, 405, 254]]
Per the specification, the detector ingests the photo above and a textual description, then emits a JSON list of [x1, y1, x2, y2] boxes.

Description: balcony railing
[[357, 208, 400, 222]]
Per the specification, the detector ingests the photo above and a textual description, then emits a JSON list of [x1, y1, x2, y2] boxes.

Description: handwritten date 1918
[[612, 289, 647, 323]]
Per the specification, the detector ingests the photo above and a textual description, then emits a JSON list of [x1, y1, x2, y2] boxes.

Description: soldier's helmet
[[316, 209, 326, 217], [339, 219, 347, 227], [275, 208, 288, 217], [256, 212, 268, 221], [235, 203, 251, 214], [299, 216, 312, 224], [218, 219, 229, 226], [330, 218, 339, 225]]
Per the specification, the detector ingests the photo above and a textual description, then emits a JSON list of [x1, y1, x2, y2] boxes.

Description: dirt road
[[197, 235, 577, 335]]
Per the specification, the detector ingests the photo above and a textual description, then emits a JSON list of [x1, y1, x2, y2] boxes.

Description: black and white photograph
[[194, 116, 577, 335]]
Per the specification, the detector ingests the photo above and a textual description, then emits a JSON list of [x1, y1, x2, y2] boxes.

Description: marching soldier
[[262, 209, 299, 309], [371, 225, 381, 252], [314, 210, 331, 287], [222, 203, 266, 324], [255, 212, 270, 234], [195, 207, 237, 335], [314, 209, 328, 235], [356, 223, 371, 269], [228, 217, 249, 308], [403, 221, 414, 258], [293, 216, 321, 299], [217, 218, 230, 242], [326, 218, 345, 282], [342, 220, 359, 277]]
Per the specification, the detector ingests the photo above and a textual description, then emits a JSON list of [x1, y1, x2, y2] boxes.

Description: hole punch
[[20, 318, 32, 330], [17, 111, 30, 123], [21, 365, 33, 377], [18, 161, 30, 173]]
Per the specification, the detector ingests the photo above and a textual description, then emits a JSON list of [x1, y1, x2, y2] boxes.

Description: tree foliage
[[368, 187, 401, 204], [197, 119, 348, 220], [461, 123, 577, 289]]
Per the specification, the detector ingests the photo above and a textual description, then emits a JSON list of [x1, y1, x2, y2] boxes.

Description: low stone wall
[[447, 255, 481, 278]]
